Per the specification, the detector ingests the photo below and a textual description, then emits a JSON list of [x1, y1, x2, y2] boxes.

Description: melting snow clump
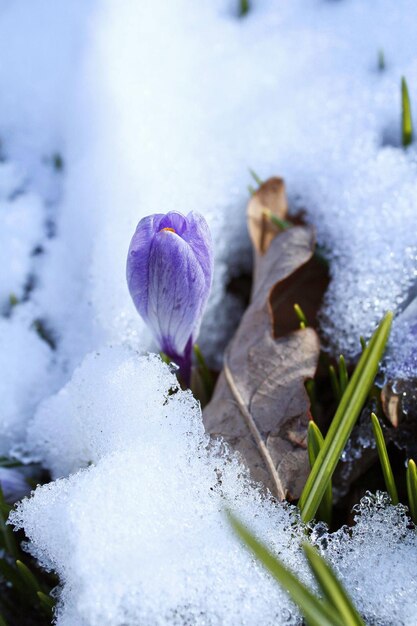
[[12, 348, 307, 626], [319, 492, 417, 626]]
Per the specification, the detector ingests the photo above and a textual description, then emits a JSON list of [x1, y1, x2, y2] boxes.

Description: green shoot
[[377, 49, 385, 71], [249, 168, 263, 186], [0, 456, 23, 468], [239, 0, 250, 17], [299, 312, 393, 522], [307, 422, 332, 525], [294, 303, 308, 329], [329, 365, 341, 402], [37, 591, 55, 617], [248, 184, 256, 195], [370, 412, 399, 504], [193, 344, 214, 399], [338, 355, 349, 396], [262, 208, 292, 230], [406, 459, 417, 524], [359, 336, 366, 352], [16, 560, 41, 597], [9, 293, 18, 308], [306, 380, 317, 419], [159, 352, 171, 365], [303, 543, 365, 626], [0, 614, 7, 626], [402, 77, 413, 147], [0, 485, 18, 559], [227, 510, 345, 626]]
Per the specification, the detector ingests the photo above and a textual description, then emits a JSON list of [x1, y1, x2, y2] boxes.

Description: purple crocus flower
[[0, 467, 30, 503], [127, 211, 213, 384]]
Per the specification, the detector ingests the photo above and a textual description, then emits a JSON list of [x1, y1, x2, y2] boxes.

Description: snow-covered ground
[[3, 0, 417, 624]]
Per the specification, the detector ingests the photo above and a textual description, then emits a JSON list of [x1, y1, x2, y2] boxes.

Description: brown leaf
[[270, 254, 330, 337], [247, 177, 288, 255], [381, 383, 401, 428], [203, 225, 321, 500]]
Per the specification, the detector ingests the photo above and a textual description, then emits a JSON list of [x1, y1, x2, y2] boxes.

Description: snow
[[0, 310, 55, 455], [0, 189, 43, 308], [12, 348, 417, 625], [315, 492, 417, 626], [1, 0, 417, 624], [11, 348, 307, 626]]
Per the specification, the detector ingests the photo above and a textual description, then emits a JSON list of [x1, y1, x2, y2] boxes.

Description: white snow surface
[[12, 349, 308, 626], [318, 492, 417, 626], [2, 0, 417, 624]]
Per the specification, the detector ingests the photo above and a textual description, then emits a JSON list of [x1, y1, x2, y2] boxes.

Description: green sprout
[[307, 421, 332, 525], [239, 0, 250, 18], [262, 208, 292, 230], [406, 459, 417, 524], [294, 303, 308, 329], [228, 510, 364, 626], [338, 355, 349, 397], [249, 168, 263, 186], [402, 77, 413, 147], [299, 312, 393, 523], [370, 412, 399, 505]]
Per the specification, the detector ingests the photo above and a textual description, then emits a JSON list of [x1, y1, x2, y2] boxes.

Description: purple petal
[[148, 228, 208, 355], [126, 213, 164, 322], [159, 211, 187, 235], [182, 211, 213, 334]]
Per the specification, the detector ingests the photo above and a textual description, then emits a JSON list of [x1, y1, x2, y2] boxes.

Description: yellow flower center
[[161, 227, 176, 233]]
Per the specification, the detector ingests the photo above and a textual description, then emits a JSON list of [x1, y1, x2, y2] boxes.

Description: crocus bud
[[127, 211, 213, 383], [0, 467, 30, 503]]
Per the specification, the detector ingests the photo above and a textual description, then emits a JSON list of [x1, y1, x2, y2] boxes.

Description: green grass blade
[[249, 168, 263, 186], [37, 591, 55, 618], [402, 77, 413, 147], [338, 355, 348, 396], [159, 352, 170, 365], [406, 459, 417, 523], [239, 0, 250, 17], [193, 344, 214, 399], [294, 303, 308, 329], [370, 412, 399, 504], [299, 312, 393, 522], [0, 457, 23, 469], [306, 380, 317, 420], [0, 486, 18, 559], [303, 544, 364, 626], [307, 422, 332, 525], [262, 208, 292, 230], [329, 365, 341, 402], [227, 511, 344, 626], [16, 560, 41, 596]]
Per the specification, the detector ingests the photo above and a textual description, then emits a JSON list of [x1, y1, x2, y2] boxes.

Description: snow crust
[[316, 492, 417, 626], [12, 349, 307, 626], [2, 0, 417, 624], [12, 349, 417, 625]]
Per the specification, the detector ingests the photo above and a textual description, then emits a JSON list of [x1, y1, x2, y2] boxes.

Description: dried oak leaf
[[203, 225, 321, 500]]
